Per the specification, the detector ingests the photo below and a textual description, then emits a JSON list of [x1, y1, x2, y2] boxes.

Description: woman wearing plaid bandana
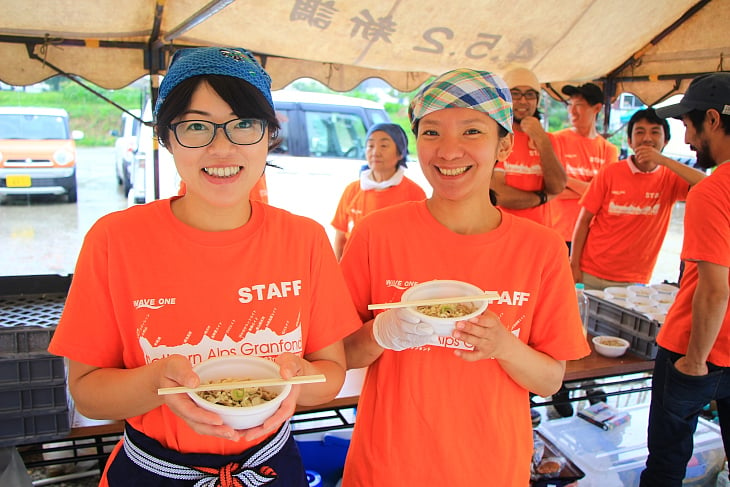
[[339, 69, 590, 486]]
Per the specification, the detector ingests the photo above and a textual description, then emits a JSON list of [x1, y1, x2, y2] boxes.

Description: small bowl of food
[[592, 335, 630, 358], [188, 356, 291, 430], [401, 280, 489, 336]]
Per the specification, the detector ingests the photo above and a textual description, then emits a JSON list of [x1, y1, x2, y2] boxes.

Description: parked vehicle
[[127, 100, 178, 205], [127, 90, 428, 240], [110, 109, 141, 195], [0, 107, 83, 202]]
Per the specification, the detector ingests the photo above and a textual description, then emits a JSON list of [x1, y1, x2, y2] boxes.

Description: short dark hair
[[627, 108, 670, 142], [685, 109, 730, 136], [155, 74, 281, 150]]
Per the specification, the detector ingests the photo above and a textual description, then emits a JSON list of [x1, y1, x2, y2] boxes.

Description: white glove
[[372, 308, 435, 351]]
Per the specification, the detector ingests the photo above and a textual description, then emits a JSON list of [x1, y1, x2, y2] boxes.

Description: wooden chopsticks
[[157, 374, 326, 395], [367, 292, 499, 311]]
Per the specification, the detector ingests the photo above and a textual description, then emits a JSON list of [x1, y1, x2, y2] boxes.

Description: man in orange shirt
[[641, 72, 730, 486], [492, 67, 566, 226], [571, 108, 705, 289], [553, 82, 619, 250]]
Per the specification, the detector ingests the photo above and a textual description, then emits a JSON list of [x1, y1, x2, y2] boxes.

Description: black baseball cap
[[561, 83, 604, 105], [655, 72, 730, 119]]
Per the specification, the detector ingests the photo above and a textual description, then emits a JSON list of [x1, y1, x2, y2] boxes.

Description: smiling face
[[416, 107, 513, 203], [567, 95, 602, 132], [510, 85, 539, 123], [629, 119, 668, 171], [166, 80, 269, 210]]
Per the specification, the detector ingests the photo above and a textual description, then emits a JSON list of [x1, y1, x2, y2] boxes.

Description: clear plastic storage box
[[538, 404, 725, 486]]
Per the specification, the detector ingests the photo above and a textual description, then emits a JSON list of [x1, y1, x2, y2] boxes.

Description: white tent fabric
[[1, 0, 728, 105]]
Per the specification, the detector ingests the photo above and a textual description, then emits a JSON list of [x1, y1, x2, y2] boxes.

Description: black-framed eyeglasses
[[510, 90, 539, 101], [169, 118, 267, 148]]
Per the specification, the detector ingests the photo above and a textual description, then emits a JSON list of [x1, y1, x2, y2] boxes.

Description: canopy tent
[[1, 0, 728, 108]]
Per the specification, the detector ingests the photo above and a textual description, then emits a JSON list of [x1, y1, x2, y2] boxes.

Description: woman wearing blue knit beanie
[[49, 47, 362, 486]]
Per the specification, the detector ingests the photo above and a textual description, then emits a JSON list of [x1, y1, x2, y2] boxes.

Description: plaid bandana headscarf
[[408, 68, 513, 134]]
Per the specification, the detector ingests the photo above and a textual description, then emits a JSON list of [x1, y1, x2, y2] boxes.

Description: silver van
[[128, 90, 427, 240]]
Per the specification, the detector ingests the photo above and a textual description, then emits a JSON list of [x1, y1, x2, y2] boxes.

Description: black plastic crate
[[0, 407, 71, 447], [0, 354, 66, 388], [586, 295, 660, 360], [0, 293, 66, 328], [0, 326, 55, 354], [0, 382, 68, 413]]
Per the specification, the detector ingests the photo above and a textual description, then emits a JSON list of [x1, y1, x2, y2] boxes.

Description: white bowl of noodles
[[401, 280, 489, 336], [188, 356, 291, 430]]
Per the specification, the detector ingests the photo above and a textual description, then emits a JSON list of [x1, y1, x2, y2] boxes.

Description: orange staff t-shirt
[[331, 177, 426, 238], [494, 130, 560, 226], [657, 163, 730, 366], [49, 200, 361, 458], [552, 128, 619, 241], [578, 158, 689, 283], [339, 201, 590, 487]]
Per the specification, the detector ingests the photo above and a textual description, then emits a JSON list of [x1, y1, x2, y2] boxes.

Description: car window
[[304, 111, 367, 159], [1, 114, 68, 140], [368, 109, 390, 125], [274, 109, 291, 154]]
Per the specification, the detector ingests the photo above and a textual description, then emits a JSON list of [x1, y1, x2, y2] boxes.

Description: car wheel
[[122, 166, 132, 194], [67, 183, 78, 203]]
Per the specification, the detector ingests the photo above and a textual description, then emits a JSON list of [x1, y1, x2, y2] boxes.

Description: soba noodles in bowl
[[187, 356, 291, 430], [401, 280, 489, 336]]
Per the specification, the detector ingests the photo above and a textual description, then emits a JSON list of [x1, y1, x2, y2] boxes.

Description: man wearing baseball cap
[[491, 67, 566, 226], [552, 82, 619, 250], [641, 72, 730, 486]]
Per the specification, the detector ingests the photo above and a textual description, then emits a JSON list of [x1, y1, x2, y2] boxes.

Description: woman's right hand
[[159, 355, 241, 441]]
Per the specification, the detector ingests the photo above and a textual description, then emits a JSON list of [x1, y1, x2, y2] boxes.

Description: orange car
[[0, 107, 83, 203]]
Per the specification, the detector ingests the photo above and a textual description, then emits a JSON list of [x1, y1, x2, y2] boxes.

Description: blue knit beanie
[[155, 47, 273, 117]]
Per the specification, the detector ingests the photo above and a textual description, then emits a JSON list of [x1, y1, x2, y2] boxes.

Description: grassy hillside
[[0, 80, 145, 146]]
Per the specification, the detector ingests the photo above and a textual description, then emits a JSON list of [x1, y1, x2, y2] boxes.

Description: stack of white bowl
[[603, 286, 630, 307], [600, 284, 679, 324]]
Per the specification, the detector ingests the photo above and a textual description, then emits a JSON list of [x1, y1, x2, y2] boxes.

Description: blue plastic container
[[306, 470, 322, 487], [296, 429, 352, 487]]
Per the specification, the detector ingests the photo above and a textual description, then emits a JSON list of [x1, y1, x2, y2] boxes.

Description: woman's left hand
[[241, 384, 301, 441], [274, 352, 310, 380], [452, 309, 513, 362], [240, 352, 308, 441]]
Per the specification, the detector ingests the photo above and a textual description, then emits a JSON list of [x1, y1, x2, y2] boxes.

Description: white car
[[110, 108, 141, 195], [129, 90, 429, 244], [127, 100, 179, 205], [267, 90, 428, 241]]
